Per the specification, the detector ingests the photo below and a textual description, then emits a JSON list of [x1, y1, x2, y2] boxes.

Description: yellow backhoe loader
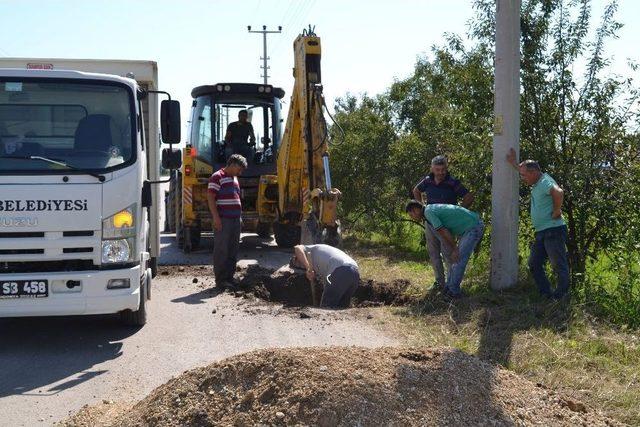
[[166, 27, 340, 251]]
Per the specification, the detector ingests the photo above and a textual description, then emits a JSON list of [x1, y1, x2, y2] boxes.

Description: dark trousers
[[528, 225, 570, 298], [321, 265, 360, 308], [213, 217, 241, 283]]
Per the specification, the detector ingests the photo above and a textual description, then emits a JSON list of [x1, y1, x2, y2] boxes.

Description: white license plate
[[0, 280, 49, 299]]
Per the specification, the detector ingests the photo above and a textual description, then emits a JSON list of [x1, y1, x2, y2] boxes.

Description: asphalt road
[[0, 233, 396, 426]]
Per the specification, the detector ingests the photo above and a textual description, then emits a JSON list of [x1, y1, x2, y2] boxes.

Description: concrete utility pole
[[490, 0, 521, 290], [247, 25, 282, 84]]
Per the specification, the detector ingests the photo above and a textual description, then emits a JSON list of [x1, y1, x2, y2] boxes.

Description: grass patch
[[344, 235, 640, 425]]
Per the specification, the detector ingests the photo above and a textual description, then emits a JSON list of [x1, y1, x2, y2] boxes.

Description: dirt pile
[[234, 264, 412, 307], [63, 347, 619, 427]]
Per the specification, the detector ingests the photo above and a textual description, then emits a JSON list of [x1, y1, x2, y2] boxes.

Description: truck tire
[[121, 270, 149, 327], [274, 222, 301, 248], [256, 221, 272, 239], [150, 256, 158, 278]]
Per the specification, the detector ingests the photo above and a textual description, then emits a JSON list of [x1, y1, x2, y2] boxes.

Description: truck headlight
[[102, 205, 136, 264], [103, 205, 136, 239], [102, 239, 131, 264]]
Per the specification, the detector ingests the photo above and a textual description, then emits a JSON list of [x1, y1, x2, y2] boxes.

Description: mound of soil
[[234, 264, 412, 308], [63, 347, 618, 427]]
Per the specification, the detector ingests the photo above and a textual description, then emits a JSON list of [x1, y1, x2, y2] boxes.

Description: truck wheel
[[274, 222, 301, 248], [150, 256, 158, 278], [256, 221, 272, 239], [121, 271, 148, 327]]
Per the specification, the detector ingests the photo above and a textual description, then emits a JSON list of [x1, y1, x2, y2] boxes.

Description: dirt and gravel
[[63, 346, 620, 427], [0, 249, 396, 427]]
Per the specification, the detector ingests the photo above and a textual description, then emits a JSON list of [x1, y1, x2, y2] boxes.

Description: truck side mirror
[[160, 100, 181, 144], [162, 147, 182, 170]]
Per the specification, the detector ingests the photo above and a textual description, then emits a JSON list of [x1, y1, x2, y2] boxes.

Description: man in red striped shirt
[[207, 154, 247, 289]]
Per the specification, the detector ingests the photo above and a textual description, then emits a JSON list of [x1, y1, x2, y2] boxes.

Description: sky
[[0, 0, 638, 132]]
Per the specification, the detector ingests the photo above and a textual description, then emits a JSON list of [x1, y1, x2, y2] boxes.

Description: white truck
[[0, 58, 181, 325]]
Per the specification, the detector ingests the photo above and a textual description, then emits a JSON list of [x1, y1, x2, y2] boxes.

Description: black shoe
[[443, 288, 462, 299], [429, 281, 444, 292], [551, 291, 570, 302], [217, 280, 238, 292]]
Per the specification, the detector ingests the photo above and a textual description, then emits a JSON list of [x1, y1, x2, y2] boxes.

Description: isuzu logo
[[0, 217, 38, 227]]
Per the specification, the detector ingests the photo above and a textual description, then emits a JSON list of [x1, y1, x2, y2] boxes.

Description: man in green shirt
[[406, 200, 484, 298], [507, 148, 569, 299]]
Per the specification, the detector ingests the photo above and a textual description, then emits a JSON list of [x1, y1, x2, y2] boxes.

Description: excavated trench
[[234, 264, 413, 307]]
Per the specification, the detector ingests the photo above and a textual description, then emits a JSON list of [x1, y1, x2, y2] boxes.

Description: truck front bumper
[[0, 265, 141, 318]]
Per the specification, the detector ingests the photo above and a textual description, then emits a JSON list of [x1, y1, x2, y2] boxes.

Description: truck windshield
[[0, 79, 135, 173]]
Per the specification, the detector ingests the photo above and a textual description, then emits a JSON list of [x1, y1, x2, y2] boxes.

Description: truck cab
[[0, 64, 180, 326]]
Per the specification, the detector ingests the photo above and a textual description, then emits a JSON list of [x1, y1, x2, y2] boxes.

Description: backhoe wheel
[[183, 227, 193, 253], [164, 171, 178, 233], [274, 222, 301, 248], [322, 225, 342, 248], [177, 225, 184, 249], [256, 221, 273, 239], [175, 172, 184, 247], [190, 227, 201, 250], [121, 270, 149, 327]]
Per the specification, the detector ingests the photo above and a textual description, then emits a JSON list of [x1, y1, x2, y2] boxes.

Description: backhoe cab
[[166, 83, 285, 252]]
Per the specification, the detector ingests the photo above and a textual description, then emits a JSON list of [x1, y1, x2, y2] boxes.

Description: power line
[[270, 0, 316, 57]]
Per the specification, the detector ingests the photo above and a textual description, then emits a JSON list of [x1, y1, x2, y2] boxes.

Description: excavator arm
[[275, 28, 341, 247]]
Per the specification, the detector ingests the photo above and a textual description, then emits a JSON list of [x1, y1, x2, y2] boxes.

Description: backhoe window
[[190, 93, 282, 167], [0, 79, 135, 173], [213, 101, 278, 165], [190, 96, 212, 163]]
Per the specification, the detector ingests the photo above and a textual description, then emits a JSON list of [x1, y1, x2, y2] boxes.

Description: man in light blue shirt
[[507, 148, 569, 299]]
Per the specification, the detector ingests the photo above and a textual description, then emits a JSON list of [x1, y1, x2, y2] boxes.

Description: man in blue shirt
[[507, 148, 569, 299], [412, 155, 474, 290]]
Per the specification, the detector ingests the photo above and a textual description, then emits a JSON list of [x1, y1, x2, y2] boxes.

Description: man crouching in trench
[[291, 244, 360, 308]]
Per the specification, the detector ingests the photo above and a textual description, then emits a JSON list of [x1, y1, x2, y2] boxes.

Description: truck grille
[[0, 249, 45, 255], [0, 230, 100, 266]]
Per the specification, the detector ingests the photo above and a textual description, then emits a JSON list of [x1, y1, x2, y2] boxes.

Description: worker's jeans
[[213, 217, 241, 283], [528, 225, 570, 298], [425, 223, 451, 287], [445, 222, 484, 295]]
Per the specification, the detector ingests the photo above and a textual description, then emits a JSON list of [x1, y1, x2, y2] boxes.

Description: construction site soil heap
[[63, 346, 620, 427]]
